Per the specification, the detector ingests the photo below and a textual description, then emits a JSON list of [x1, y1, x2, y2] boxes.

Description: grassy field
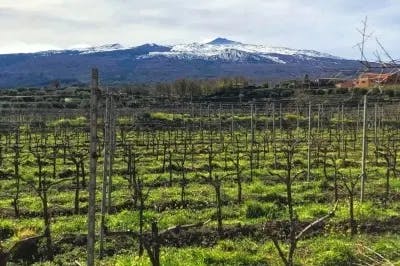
[[1, 103, 400, 265]]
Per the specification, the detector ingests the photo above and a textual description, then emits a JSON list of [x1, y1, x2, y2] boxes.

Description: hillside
[[0, 38, 361, 88]]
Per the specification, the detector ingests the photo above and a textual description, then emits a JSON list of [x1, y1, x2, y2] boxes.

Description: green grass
[[1, 112, 400, 265]]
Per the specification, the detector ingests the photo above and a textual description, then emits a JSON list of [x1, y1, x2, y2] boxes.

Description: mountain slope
[[140, 38, 341, 63], [0, 38, 361, 87]]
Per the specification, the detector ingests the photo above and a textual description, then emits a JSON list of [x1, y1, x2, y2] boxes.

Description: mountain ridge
[[0, 38, 361, 88]]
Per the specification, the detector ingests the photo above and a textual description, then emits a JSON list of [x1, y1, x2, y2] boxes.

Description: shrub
[[36, 102, 52, 108], [0, 220, 14, 240], [384, 89, 394, 97], [65, 102, 78, 109], [284, 114, 301, 122], [52, 102, 64, 108], [336, 88, 348, 94], [353, 87, 368, 95], [246, 201, 279, 219]]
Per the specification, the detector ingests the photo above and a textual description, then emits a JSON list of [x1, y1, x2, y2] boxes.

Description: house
[[353, 72, 400, 88], [315, 78, 345, 88], [335, 80, 355, 89], [335, 71, 400, 89]]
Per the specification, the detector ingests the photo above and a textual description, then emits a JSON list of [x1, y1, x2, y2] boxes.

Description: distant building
[[354, 73, 392, 88], [335, 80, 355, 89], [315, 78, 344, 88], [335, 71, 400, 89]]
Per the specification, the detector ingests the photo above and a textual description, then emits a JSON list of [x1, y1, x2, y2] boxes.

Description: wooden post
[[250, 103, 254, 181], [265, 102, 269, 131], [272, 102, 277, 168], [374, 103, 377, 144], [341, 104, 345, 156], [307, 102, 311, 181], [108, 94, 115, 212], [356, 103, 360, 133], [272, 103, 276, 138], [317, 104, 321, 134], [13, 123, 21, 218], [360, 95, 367, 202], [218, 103, 223, 142], [320, 104, 324, 133], [373, 103, 379, 164], [88, 68, 99, 266], [279, 103, 283, 137], [99, 89, 110, 258], [231, 104, 234, 144]]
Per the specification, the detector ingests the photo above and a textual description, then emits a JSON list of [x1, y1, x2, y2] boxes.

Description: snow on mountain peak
[[77, 43, 124, 54], [32, 38, 341, 63], [36, 43, 126, 56], [139, 38, 341, 63]]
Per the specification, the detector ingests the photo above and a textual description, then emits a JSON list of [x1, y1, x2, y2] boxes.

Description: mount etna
[[0, 38, 361, 87]]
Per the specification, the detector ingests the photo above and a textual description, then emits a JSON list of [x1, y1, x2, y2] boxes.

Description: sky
[[0, 0, 399, 59]]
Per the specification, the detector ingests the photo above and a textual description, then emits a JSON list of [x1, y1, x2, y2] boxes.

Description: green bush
[[49, 116, 86, 127], [335, 87, 348, 94], [65, 102, 78, 109], [353, 87, 368, 95], [370, 87, 381, 95], [383, 89, 394, 97], [36, 102, 52, 108], [246, 201, 279, 219]]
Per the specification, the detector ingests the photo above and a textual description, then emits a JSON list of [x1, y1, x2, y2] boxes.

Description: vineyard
[[1, 74, 400, 265]]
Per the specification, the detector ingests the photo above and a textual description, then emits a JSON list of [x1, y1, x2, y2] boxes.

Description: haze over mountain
[[0, 38, 361, 88]]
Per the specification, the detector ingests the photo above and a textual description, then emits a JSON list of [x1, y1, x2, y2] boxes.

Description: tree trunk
[[42, 192, 53, 260]]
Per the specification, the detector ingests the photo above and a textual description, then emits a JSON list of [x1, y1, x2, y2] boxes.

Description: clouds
[[0, 0, 399, 59]]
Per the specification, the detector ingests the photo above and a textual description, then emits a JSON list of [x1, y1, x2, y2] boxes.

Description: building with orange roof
[[354, 73, 393, 88], [335, 80, 355, 89], [336, 71, 400, 89]]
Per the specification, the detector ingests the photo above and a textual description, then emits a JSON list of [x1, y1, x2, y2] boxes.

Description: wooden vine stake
[[87, 68, 99, 266], [360, 95, 367, 203]]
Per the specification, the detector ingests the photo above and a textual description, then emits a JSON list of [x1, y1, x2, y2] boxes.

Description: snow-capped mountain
[[138, 38, 341, 63], [0, 38, 360, 88], [36, 43, 126, 56], [76, 43, 125, 54]]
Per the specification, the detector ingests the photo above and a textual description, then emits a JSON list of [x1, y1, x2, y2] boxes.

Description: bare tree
[[65, 135, 88, 215], [339, 170, 359, 236], [23, 135, 72, 260], [376, 134, 399, 205], [268, 138, 337, 266], [230, 134, 245, 204]]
